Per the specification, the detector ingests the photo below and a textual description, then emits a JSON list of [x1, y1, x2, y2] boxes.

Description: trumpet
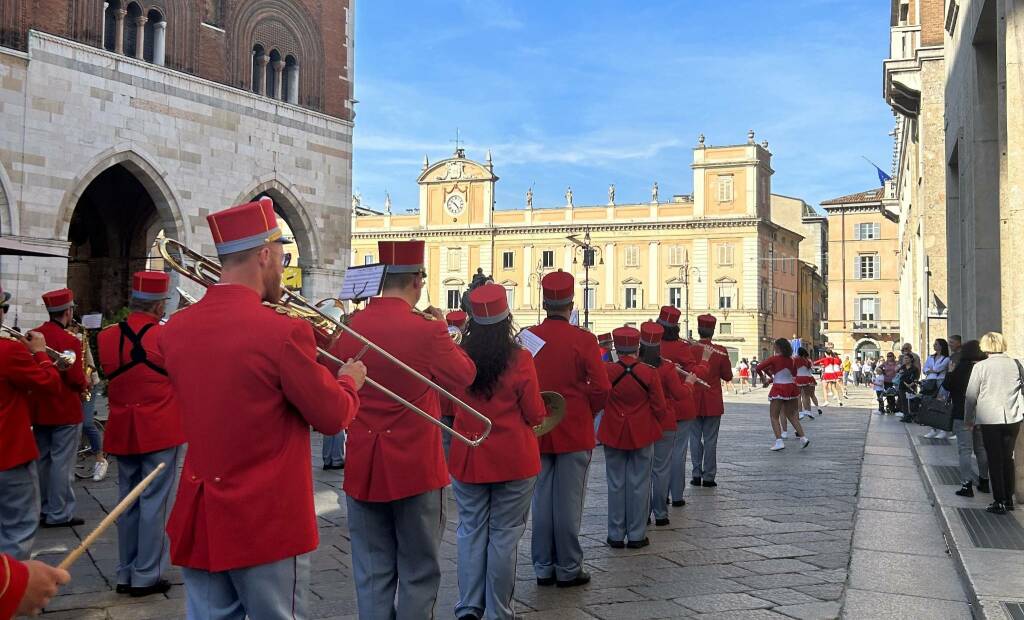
[[661, 357, 711, 388], [158, 238, 494, 448], [0, 325, 77, 370]]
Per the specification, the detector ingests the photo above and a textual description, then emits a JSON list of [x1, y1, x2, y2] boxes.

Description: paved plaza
[[32, 386, 974, 618]]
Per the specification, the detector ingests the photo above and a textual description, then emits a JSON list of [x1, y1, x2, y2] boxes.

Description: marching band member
[[0, 554, 70, 618], [689, 314, 732, 488], [599, 326, 667, 548], [527, 270, 610, 588], [441, 310, 470, 459], [756, 338, 809, 451], [330, 239, 476, 619], [97, 272, 184, 597], [161, 198, 365, 618], [30, 288, 88, 528], [639, 322, 686, 526], [0, 285, 61, 559], [447, 284, 545, 620], [598, 332, 614, 362], [658, 306, 707, 504]]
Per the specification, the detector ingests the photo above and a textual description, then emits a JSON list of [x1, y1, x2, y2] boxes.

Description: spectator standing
[[896, 354, 920, 421], [749, 357, 759, 388], [881, 353, 899, 414], [842, 356, 852, 387], [943, 339, 989, 497], [922, 339, 952, 439], [860, 358, 873, 386]]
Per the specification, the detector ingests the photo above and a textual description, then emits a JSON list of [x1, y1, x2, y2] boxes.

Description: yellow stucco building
[[352, 133, 822, 362]]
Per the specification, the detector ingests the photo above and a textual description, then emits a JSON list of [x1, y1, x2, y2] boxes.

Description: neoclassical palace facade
[[353, 135, 827, 362]]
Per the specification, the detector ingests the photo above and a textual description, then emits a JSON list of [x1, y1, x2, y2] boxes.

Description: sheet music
[[516, 329, 546, 357], [339, 264, 387, 301], [81, 313, 103, 330]]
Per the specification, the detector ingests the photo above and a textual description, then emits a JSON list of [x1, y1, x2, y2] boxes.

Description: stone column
[[153, 21, 166, 66], [255, 55, 269, 95], [114, 9, 127, 54], [272, 60, 285, 100], [285, 64, 300, 104], [302, 267, 345, 307], [133, 15, 147, 59], [647, 241, 659, 307]]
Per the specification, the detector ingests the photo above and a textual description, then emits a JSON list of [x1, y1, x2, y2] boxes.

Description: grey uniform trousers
[[531, 450, 591, 582], [321, 431, 345, 467], [650, 430, 676, 520], [690, 416, 721, 481], [183, 554, 310, 620], [115, 446, 180, 588], [669, 419, 695, 502], [0, 461, 40, 560], [33, 423, 81, 524], [347, 489, 446, 620], [604, 445, 654, 543], [953, 419, 990, 485]]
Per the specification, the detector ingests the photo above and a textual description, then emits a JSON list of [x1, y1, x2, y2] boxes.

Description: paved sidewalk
[[37, 390, 874, 619]]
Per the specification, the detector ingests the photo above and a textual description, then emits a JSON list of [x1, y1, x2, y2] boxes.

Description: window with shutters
[[717, 175, 734, 202], [668, 245, 685, 266], [624, 246, 640, 268], [446, 289, 462, 310], [856, 254, 878, 279], [584, 287, 597, 310], [502, 251, 514, 270], [718, 285, 734, 309], [717, 243, 734, 266], [447, 248, 462, 272], [624, 286, 640, 309], [668, 287, 683, 308], [856, 297, 880, 321], [541, 250, 554, 268], [854, 222, 881, 240]]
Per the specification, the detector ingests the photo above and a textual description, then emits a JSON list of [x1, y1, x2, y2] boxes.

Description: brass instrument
[[533, 391, 566, 437], [660, 357, 711, 388], [447, 325, 464, 345], [0, 325, 77, 370], [158, 238, 494, 448]]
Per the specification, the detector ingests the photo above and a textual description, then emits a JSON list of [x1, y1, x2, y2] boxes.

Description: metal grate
[[918, 436, 953, 446], [957, 508, 1024, 550], [929, 465, 963, 485], [1003, 602, 1024, 620]]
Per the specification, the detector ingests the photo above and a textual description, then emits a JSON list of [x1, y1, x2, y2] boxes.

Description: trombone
[[158, 238, 493, 448], [0, 325, 77, 369]]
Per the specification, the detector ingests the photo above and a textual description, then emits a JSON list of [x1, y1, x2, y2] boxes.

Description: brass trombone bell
[[0, 325, 77, 370]]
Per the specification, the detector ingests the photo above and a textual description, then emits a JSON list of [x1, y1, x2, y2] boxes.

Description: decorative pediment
[[500, 279, 517, 287], [579, 278, 599, 286], [621, 276, 643, 285], [418, 157, 498, 184], [715, 276, 738, 284], [443, 277, 465, 286], [665, 276, 685, 285]]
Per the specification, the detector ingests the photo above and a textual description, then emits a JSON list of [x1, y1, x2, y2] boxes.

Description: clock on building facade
[[444, 193, 466, 217]]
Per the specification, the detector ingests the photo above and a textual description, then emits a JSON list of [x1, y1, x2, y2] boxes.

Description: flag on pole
[[862, 156, 892, 187]]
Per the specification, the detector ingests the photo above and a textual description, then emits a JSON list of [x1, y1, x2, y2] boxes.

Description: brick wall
[[920, 0, 946, 46]]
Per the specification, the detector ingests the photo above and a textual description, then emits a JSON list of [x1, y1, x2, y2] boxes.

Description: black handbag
[[916, 396, 954, 431]]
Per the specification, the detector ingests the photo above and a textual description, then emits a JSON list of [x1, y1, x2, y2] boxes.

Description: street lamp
[[569, 228, 603, 331], [680, 253, 702, 340]]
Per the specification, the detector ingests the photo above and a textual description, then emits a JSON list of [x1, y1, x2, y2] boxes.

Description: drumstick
[[58, 462, 167, 570]]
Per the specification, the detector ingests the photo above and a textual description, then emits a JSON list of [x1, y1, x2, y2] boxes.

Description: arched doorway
[[855, 339, 880, 362], [67, 165, 163, 317], [252, 191, 303, 290]]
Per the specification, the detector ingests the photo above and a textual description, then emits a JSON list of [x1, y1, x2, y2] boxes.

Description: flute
[[661, 358, 711, 388]]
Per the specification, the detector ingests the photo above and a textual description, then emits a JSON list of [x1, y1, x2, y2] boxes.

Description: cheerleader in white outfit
[[756, 338, 810, 451], [794, 348, 823, 420]]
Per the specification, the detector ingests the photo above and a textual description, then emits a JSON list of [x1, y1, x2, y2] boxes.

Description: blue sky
[[352, 0, 893, 214]]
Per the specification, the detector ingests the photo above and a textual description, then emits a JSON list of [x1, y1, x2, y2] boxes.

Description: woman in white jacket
[[965, 332, 1024, 515]]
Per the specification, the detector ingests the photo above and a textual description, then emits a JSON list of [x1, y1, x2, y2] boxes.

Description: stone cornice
[[352, 217, 767, 240]]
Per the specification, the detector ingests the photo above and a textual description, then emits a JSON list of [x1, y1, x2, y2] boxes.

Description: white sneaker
[[924, 429, 938, 439], [822, 401, 830, 407], [872, 409, 882, 415], [800, 436, 811, 449], [781, 431, 789, 439], [91, 460, 108, 482], [770, 439, 785, 451], [934, 431, 949, 440]]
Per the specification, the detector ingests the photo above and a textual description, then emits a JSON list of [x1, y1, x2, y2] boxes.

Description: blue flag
[[875, 165, 892, 187]]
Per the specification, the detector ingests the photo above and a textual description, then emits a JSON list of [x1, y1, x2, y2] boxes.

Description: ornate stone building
[[352, 133, 824, 363], [0, 0, 355, 325]]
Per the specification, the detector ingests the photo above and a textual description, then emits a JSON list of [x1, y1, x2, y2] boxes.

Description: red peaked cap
[[469, 283, 510, 325], [42, 288, 74, 312], [613, 326, 641, 353], [207, 197, 290, 255], [131, 271, 170, 301], [697, 313, 717, 330], [378, 240, 425, 274], [657, 305, 681, 327], [445, 310, 468, 328], [640, 321, 664, 346], [541, 269, 574, 306]]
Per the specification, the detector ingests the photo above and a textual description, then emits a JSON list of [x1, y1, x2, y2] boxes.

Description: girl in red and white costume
[[814, 348, 843, 406], [756, 339, 809, 451], [794, 347, 823, 421]]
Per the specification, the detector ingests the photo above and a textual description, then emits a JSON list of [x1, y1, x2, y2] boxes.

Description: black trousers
[[980, 421, 1022, 504]]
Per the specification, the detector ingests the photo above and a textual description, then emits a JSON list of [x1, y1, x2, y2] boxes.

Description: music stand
[[340, 263, 387, 303]]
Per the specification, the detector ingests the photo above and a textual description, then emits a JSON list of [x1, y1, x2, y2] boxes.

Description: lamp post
[[569, 228, 603, 331], [680, 253, 702, 340]]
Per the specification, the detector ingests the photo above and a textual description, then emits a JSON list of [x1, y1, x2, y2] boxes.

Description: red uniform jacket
[[598, 357, 668, 450], [98, 312, 185, 456], [160, 285, 360, 571], [691, 339, 732, 418], [28, 321, 87, 426], [655, 361, 686, 431], [0, 340, 60, 471], [0, 554, 28, 620], [527, 317, 611, 454], [448, 348, 545, 484], [661, 339, 704, 421], [330, 296, 476, 502]]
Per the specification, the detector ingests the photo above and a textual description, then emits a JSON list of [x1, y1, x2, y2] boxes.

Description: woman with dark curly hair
[[447, 284, 547, 620]]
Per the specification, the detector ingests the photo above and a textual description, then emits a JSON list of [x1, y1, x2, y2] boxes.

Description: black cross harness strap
[[611, 360, 649, 392], [105, 321, 167, 380]]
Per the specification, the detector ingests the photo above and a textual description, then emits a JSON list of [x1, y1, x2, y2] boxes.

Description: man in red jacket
[[0, 285, 62, 560], [0, 554, 70, 618], [527, 270, 611, 588], [330, 239, 477, 619], [98, 271, 185, 598], [160, 198, 366, 618], [690, 314, 733, 488], [30, 288, 88, 528]]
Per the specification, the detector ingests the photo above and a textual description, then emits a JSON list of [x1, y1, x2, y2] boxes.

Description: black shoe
[[536, 576, 556, 586], [322, 463, 345, 470], [691, 477, 702, 486], [655, 518, 670, 526], [702, 480, 718, 488], [956, 483, 974, 498], [646, 517, 651, 525], [115, 584, 131, 594], [978, 478, 991, 494], [41, 517, 84, 528], [817, 408, 824, 416], [986, 501, 1007, 515], [606, 537, 625, 549], [457, 614, 481, 620], [671, 499, 686, 507], [626, 537, 650, 549], [129, 579, 171, 597], [1007, 500, 1015, 511], [556, 571, 591, 588]]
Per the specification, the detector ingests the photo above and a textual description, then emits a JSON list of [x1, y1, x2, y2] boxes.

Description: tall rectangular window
[[447, 248, 461, 272], [584, 287, 596, 310], [624, 287, 639, 309], [856, 297, 878, 321], [363, 254, 374, 265], [856, 254, 878, 279], [718, 285, 734, 309], [717, 243, 734, 266], [668, 245, 685, 266], [668, 287, 683, 308], [624, 246, 640, 267], [504, 286, 515, 309], [854, 222, 881, 240], [502, 251, 514, 270], [446, 289, 461, 310], [717, 175, 734, 202], [541, 250, 554, 268]]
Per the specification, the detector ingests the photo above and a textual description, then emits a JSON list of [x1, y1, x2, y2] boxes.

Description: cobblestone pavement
[[37, 386, 879, 619]]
